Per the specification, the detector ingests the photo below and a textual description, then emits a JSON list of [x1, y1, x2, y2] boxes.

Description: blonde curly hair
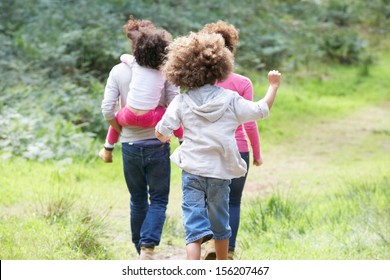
[[199, 20, 239, 54], [163, 32, 233, 88]]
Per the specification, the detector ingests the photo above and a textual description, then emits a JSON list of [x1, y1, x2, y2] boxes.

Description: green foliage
[[0, 0, 125, 79], [321, 29, 366, 64], [352, 0, 390, 34], [0, 0, 389, 161]]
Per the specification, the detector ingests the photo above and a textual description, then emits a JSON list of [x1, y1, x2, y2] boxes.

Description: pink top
[[215, 73, 261, 161]]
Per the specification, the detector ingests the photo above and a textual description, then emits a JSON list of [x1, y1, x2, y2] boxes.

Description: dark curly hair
[[133, 28, 172, 70], [199, 20, 239, 54], [122, 16, 172, 70], [163, 32, 233, 88]]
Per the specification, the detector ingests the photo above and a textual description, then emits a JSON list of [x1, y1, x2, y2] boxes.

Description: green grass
[[238, 175, 389, 260], [1, 50, 390, 259], [1, 143, 388, 259], [0, 148, 184, 260], [235, 82, 390, 259], [252, 50, 390, 146]]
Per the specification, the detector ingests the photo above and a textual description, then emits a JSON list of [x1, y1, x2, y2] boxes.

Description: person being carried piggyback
[[99, 17, 183, 163]]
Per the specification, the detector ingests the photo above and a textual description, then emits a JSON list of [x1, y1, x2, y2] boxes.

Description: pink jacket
[[215, 73, 261, 161]]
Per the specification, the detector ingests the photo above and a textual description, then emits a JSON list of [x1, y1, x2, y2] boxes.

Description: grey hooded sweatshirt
[[156, 84, 269, 179]]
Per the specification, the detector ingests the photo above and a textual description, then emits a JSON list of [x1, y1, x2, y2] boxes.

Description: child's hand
[[263, 70, 281, 109], [268, 70, 281, 88], [253, 158, 263, 166], [120, 54, 135, 65], [155, 130, 171, 143]]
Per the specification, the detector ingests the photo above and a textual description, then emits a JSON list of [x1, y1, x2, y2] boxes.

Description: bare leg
[[186, 239, 203, 260], [215, 239, 229, 260]]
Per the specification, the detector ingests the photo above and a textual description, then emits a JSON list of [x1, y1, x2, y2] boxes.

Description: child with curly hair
[[155, 32, 281, 260], [199, 20, 263, 260], [99, 18, 183, 163]]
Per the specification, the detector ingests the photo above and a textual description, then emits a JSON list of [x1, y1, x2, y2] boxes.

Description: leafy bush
[[0, 0, 388, 161], [321, 29, 366, 64], [0, 76, 105, 161]]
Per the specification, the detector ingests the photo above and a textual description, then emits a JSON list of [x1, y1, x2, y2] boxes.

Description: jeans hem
[[186, 231, 213, 245], [213, 232, 232, 241], [139, 243, 157, 249]]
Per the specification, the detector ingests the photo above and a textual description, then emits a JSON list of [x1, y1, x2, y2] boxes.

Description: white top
[[124, 55, 166, 110], [101, 55, 179, 142], [156, 84, 270, 179]]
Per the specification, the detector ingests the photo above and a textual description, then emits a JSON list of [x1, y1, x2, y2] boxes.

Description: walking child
[[155, 32, 281, 260], [200, 20, 263, 260]]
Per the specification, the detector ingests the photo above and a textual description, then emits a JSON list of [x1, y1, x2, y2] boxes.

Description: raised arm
[[263, 70, 281, 110]]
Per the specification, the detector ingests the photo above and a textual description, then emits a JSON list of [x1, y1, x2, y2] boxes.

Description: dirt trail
[[245, 101, 390, 195], [152, 102, 390, 259]]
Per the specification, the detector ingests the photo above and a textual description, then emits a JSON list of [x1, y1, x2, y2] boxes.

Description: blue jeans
[[229, 152, 249, 251], [121, 140, 171, 254], [181, 171, 231, 244]]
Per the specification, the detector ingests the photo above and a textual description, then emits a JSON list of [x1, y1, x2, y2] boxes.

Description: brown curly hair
[[199, 20, 239, 54], [123, 16, 156, 53], [123, 16, 155, 40], [163, 32, 233, 88]]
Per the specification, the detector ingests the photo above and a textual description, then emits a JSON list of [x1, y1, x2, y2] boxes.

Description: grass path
[[245, 101, 390, 196]]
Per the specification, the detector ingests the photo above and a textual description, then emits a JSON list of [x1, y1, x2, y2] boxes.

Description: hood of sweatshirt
[[184, 84, 235, 123]]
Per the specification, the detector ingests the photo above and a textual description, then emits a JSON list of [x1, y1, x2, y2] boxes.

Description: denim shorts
[[181, 171, 232, 244]]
